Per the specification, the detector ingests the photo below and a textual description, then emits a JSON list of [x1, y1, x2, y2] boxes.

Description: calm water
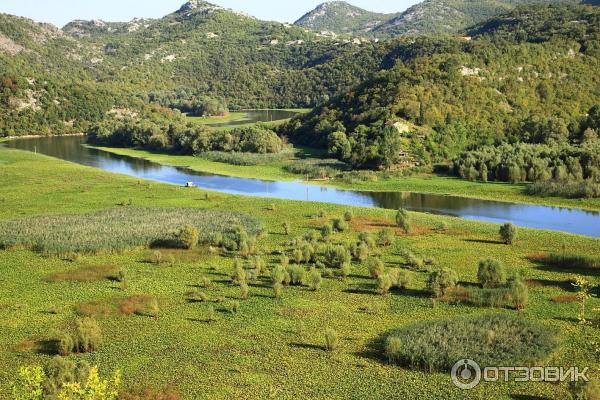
[[4, 136, 600, 238], [204, 110, 299, 128]]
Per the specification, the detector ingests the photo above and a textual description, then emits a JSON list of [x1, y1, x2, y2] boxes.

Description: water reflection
[[4, 136, 600, 238]]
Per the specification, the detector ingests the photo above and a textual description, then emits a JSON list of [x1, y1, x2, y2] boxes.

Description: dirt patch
[[47, 264, 120, 282], [76, 294, 158, 317], [551, 295, 578, 303]]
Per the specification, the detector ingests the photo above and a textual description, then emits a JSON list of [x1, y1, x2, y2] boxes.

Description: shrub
[[301, 242, 316, 263], [250, 256, 265, 276], [354, 242, 369, 262], [231, 259, 246, 285], [477, 259, 507, 288], [332, 218, 349, 232], [395, 208, 411, 233], [506, 275, 529, 310], [271, 265, 288, 285], [292, 248, 304, 264], [119, 295, 159, 317], [324, 328, 338, 351], [499, 222, 517, 245], [435, 221, 450, 232], [240, 283, 249, 300], [43, 357, 91, 395], [286, 264, 306, 286], [427, 268, 458, 298], [199, 276, 211, 288], [73, 318, 102, 353], [273, 282, 283, 299], [358, 231, 376, 249], [383, 314, 557, 371], [392, 270, 412, 289], [321, 224, 333, 239], [58, 334, 74, 356], [324, 245, 351, 268], [282, 222, 290, 235], [377, 274, 393, 295], [367, 257, 385, 279], [340, 262, 351, 278], [406, 254, 424, 270], [344, 211, 353, 222], [318, 209, 327, 218], [308, 267, 322, 291], [377, 228, 394, 246], [385, 337, 403, 364], [176, 225, 199, 250]]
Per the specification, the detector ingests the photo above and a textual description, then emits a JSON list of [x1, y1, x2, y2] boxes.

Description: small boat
[[184, 182, 195, 188]]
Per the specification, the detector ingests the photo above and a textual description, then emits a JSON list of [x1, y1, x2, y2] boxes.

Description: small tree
[[427, 268, 458, 298], [292, 249, 304, 264], [377, 228, 394, 246], [477, 259, 507, 288], [324, 328, 338, 351], [367, 257, 385, 279], [507, 275, 529, 311], [572, 276, 592, 323], [499, 222, 517, 245], [395, 208, 411, 234], [176, 224, 199, 249], [344, 211, 353, 222]]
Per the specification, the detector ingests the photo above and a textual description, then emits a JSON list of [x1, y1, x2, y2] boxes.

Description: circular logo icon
[[451, 359, 481, 390]]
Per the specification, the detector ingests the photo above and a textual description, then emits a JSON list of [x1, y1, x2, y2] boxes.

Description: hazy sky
[[0, 0, 420, 27]]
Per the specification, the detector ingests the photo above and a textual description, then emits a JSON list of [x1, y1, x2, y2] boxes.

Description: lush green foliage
[[384, 314, 557, 371]]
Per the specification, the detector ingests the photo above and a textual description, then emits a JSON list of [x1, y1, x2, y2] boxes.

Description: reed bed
[[0, 207, 262, 254]]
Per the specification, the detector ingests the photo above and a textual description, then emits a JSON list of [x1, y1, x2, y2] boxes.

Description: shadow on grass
[[288, 342, 324, 351], [463, 238, 503, 245], [511, 395, 551, 400], [35, 339, 59, 355], [526, 278, 574, 291]]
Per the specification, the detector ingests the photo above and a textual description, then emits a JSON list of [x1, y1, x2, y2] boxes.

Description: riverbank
[[87, 145, 600, 212], [0, 146, 598, 399]]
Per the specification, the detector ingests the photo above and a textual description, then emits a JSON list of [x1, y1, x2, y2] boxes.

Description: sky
[[0, 0, 420, 28]]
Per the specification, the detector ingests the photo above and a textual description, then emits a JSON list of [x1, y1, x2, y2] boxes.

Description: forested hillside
[[0, 1, 408, 137], [282, 5, 600, 174]]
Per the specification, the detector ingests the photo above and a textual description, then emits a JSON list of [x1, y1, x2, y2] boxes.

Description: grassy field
[[87, 145, 600, 211], [187, 109, 311, 131], [0, 147, 598, 399]]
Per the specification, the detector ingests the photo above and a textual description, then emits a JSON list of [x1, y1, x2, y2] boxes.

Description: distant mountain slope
[[294, 1, 398, 35], [374, 0, 581, 36], [283, 5, 600, 167]]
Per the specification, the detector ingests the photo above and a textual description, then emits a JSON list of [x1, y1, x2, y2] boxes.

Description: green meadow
[[0, 147, 598, 399]]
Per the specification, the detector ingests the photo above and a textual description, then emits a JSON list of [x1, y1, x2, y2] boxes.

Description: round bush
[[384, 314, 557, 372], [477, 258, 507, 288]]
